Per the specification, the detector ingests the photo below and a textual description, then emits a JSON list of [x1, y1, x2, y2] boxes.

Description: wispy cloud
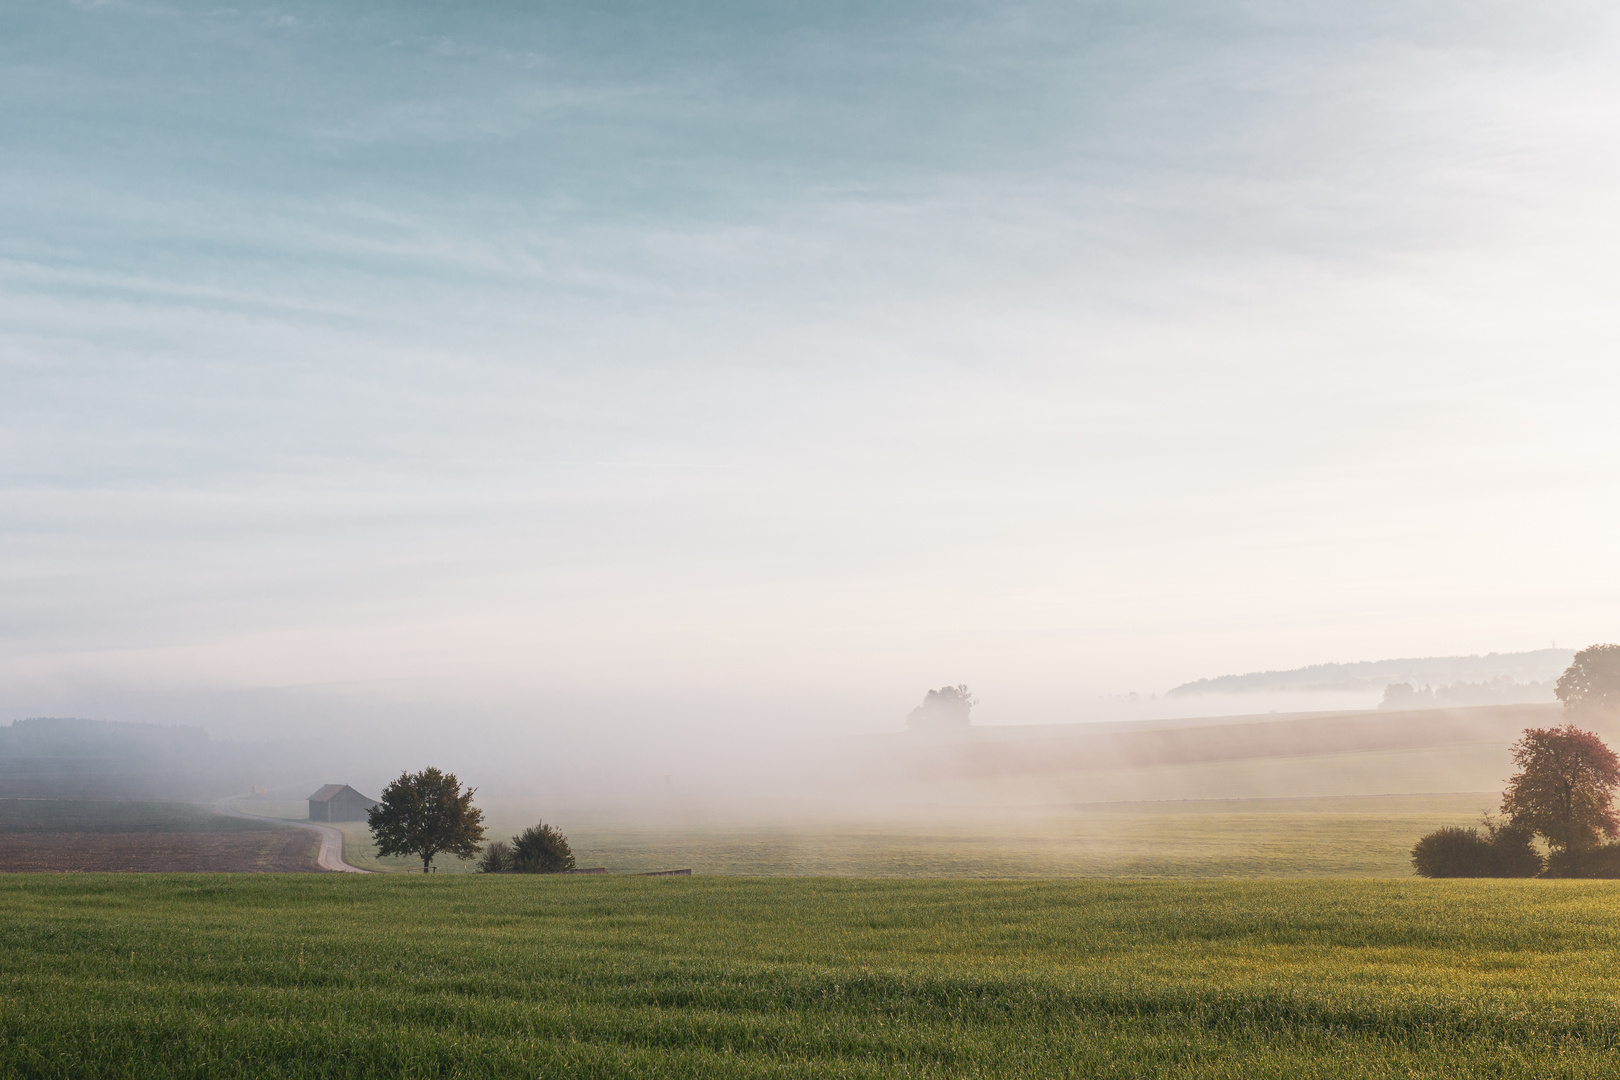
[[3, 0, 1619, 745]]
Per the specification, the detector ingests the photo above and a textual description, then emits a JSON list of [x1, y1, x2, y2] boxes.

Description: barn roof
[[308, 783, 364, 802]]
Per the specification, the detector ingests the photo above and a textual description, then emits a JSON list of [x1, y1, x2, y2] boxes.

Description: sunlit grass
[[492, 793, 1495, 878], [239, 793, 1494, 877], [4, 875, 1619, 1077]]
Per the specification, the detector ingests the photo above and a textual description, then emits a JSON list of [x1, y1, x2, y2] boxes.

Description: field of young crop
[[547, 793, 1495, 878], [4, 874, 1620, 1078], [237, 792, 1491, 877], [242, 793, 1499, 877]]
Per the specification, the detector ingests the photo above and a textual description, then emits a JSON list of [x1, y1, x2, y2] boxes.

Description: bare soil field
[[0, 829, 320, 872], [0, 799, 323, 872]]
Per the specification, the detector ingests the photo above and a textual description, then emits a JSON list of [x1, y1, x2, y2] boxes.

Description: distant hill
[[1168, 649, 1573, 697]]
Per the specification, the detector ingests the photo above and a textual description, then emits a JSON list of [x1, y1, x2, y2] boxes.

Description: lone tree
[[1500, 725, 1620, 853], [906, 685, 976, 731], [510, 822, 576, 873], [368, 767, 486, 873], [1556, 644, 1620, 715]]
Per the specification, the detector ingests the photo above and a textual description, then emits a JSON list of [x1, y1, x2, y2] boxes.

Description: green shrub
[[510, 822, 575, 874], [476, 839, 512, 874], [1480, 821, 1543, 877], [1545, 843, 1620, 878], [1412, 827, 1493, 877], [1411, 822, 1542, 878]]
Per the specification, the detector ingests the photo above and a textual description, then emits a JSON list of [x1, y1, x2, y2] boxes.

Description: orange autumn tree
[[1501, 725, 1620, 854]]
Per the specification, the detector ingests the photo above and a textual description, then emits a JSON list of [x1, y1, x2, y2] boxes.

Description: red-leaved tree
[[1501, 725, 1620, 853]]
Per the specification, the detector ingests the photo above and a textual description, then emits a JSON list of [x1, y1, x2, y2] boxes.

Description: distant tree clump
[[1380, 678, 1554, 710], [477, 839, 513, 874], [510, 822, 576, 873], [368, 767, 487, 873], [1555, 644, 1620, 715], [906, 685, 976, 731], [1499, 725, 1620, 855], [1411, 818, 1541, 878]]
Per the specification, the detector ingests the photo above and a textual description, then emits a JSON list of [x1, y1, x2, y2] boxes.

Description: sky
[[3, 0, 1620, 757]]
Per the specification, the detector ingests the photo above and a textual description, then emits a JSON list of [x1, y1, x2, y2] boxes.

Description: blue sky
[[3, 0, 1619, 749]]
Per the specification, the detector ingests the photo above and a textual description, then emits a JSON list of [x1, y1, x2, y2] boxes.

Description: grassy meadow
[[239, 792, 1497, 877], [237, 703, 1552, 877], [4, 874, 1620, 1077], [546, 794, 1497, 878]]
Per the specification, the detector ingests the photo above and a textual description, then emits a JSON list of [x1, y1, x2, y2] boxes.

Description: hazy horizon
[[5, 1, 1619, 765]]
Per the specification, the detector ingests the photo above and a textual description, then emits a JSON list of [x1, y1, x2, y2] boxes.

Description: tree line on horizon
[[1413, 643, 1620, 878], [1378, 677, 1554, 710]]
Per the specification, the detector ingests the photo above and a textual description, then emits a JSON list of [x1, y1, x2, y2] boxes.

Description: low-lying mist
[[3, 648, 1593, 861]]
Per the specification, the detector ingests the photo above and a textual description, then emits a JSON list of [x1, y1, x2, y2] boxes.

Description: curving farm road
[[214, 799, 371, 873]]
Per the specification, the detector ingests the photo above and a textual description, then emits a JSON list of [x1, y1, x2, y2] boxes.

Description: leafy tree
[[477, 839, 513, 874], [1501, 725, 1620, 853], [906, 685, 976, 731], [368, 767, 486, 873], [510, 822, 575, 873], [1556, 644, 1620, 714]]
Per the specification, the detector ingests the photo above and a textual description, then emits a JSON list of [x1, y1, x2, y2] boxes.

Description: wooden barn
[[307, 784, 378, 822]]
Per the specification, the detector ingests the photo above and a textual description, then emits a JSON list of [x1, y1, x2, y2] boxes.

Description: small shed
[[307, 784, 378, 822]]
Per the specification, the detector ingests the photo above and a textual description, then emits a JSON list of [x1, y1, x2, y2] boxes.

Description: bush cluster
[[476, 840, 513, 874], [1411, 821, 1541, 878], [476, 822, 576, 874], [1543, 844, 1620, 878], [1413, 715, 1620, 879], [1412, 824, 1620, 879]]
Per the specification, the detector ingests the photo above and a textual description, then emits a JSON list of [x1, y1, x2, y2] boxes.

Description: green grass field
[[238, 793, 1496, 877], [4, 874, 1620, 1077], [545, 794, 1497, 878]]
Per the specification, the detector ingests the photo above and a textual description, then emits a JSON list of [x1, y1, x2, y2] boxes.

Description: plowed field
[[0, 829, 321, 872]]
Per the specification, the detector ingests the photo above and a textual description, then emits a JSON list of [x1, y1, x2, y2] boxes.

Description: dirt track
[[215, 801, 370, 872]]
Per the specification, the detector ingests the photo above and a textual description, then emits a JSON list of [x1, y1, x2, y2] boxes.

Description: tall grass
[[3, 875, 1620, 1076]]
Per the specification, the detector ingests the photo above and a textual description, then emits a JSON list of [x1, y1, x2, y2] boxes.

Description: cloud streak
[[3, 0, 1619, 752]]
